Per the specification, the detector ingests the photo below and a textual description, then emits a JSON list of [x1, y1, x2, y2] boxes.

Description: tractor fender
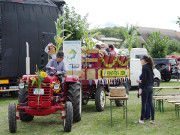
[[65, 75, 79, 82]]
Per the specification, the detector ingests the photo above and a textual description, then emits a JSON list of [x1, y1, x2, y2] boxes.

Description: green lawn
[[0, 81, 180, 135]]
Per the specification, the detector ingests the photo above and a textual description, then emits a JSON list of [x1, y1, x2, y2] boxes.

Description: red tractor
[[8, 72, 81, 133]]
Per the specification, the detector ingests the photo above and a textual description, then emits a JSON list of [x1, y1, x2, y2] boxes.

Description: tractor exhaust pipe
[[26, 42, 30, 80]]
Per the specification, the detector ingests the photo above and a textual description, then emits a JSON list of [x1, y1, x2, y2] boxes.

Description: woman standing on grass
[[135, 55, 155, 124]]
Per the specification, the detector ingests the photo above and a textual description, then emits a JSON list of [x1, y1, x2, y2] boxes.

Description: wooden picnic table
[[153, 86, 180, 95], [108, 95, 128, 127]]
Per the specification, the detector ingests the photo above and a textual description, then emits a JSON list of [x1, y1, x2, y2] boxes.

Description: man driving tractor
[[46, 52, 66, 82]]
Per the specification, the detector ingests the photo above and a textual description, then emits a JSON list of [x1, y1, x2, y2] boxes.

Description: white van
[[116, 48, 161, 87]]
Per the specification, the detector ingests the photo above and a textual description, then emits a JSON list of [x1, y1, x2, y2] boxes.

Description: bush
[[145, 31, 169, 58], [167, 39, 180, 55]]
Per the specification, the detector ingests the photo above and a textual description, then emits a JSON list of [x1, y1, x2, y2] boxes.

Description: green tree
[[145, 31, 169, 58], [64, 5, 88, 40], [121, 25, 140, 52], [64, 5, 99, 50], [95, 27, 125, 40], [167, 39, 180, 55]]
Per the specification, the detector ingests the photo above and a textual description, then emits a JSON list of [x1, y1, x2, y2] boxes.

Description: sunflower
[[30, 77, 36, 81], [85, 39, 90, 44], [40, 71, 47, 78]]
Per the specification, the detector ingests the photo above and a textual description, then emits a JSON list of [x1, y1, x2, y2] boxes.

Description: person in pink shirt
[[109, 44, 116, 56]]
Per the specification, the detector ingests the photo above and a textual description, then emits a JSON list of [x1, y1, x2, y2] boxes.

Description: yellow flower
[[40, 72, 47, 78], [57, 37, 63, 43], [30, 77, 36, 81], [85, 39, 90, 44]]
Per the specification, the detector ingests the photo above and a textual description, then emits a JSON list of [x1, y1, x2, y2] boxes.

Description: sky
[[65, 0, 180, 31]]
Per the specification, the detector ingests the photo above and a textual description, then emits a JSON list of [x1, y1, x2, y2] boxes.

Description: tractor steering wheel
[[46, 68, 57, 76]]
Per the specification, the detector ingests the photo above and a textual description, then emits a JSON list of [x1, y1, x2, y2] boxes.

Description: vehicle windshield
[[135, 55, 146, 59]]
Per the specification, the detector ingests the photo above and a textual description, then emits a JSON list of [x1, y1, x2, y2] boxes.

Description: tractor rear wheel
[[63, 101, 73, 132], [115, 100, 124, 107], [95, 86, 106, 112], [8, 103, 17, 133], [67, 82, 81, 122], [18, 89, 34, 121]]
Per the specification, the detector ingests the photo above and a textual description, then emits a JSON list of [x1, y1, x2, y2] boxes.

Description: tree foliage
[[167, 39, 180, 55], [145, 31, 169, 58], [94, 27, 125, 40], [63, 5, 99, 50], [64, 5, 88, 40]]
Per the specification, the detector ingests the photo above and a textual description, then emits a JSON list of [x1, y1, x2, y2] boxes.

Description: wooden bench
[[167, 101, 180, 116], [153, 95, 180, 112], [174, 103, 180, 116]]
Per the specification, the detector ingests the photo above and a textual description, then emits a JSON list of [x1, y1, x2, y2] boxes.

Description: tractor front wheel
[[8, 103, 17, 133], [67, 82, 81, 122], [95, 86, 106, 112], [63, 101, 73, 132], [18, 89, 34, 121]]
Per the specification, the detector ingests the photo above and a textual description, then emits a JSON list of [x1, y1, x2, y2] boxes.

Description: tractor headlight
[[19, 82, 25, 89], [54, 84, 60, 90]]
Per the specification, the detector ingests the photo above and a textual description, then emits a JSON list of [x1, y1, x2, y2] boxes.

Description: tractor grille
[[28, 82, 51, 102]]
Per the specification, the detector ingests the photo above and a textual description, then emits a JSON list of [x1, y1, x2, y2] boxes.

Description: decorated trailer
[[66, 48, 130, 112]]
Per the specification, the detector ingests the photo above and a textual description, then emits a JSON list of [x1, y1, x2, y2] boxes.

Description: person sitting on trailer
[[109, 44, 116, 56], [100, 43, 108, 55], [46, 52, 66, 82], [44, 43, 57, 59]]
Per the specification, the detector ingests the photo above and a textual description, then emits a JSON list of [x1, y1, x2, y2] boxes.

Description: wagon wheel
[[8, 103, 17, 133], [95, 86, 106, 112], [63, 101, 73, 132]]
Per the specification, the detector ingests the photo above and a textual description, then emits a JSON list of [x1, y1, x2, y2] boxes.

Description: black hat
[[56, 52, 64, 57]]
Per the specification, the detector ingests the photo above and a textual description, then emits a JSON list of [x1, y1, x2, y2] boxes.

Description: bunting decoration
[[102, 79, 104, 85], [89, 79, 93, 86], [94, 79, 98, 88]]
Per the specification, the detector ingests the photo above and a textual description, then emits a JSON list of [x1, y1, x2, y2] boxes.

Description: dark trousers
[[141, 86, 155, 120], [145, 102, 151, 119]]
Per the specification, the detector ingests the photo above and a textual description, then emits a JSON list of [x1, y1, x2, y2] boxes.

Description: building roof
[[137, 27, 180, 42]]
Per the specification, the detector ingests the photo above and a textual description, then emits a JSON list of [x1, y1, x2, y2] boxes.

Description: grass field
[[0, 81, 180, 135]]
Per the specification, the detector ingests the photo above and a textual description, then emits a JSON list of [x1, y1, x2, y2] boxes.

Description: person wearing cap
[[46, 52, 66, 82]]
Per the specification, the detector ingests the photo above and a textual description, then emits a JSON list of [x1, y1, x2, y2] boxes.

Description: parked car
[[153, 58, 179, 82]]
